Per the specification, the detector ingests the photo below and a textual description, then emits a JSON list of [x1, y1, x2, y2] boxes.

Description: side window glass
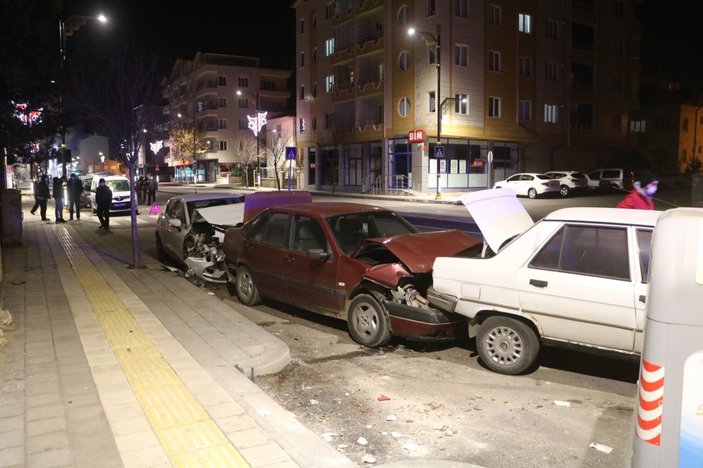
[[172, 200, 185, 223], [530, 225, 629, 280], [293, 216, 328, 252], [636, 229, 653, 283], [261, 212, 290, 247]]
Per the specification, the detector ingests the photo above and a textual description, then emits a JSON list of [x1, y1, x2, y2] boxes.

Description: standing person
[[95, 178, 112, 231], [136, 176, 145, 205], [35, 175, 51, 221], [66, 173, 83, 220], [147, 175, 158, 206], [52, 176, 66, 223], [30, 177, 41, 215], [140, 176, 149, 205], [616, 172, 658, 210]]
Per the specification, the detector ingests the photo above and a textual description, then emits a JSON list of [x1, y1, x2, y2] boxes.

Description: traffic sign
[[286, 146, 297, 160], [435, 146, 445, 158]]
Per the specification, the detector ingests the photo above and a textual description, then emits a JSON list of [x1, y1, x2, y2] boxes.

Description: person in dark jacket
[[616, 172, 658, 210], [66, 173, 84, 220], [52, 176, 66, 223], [34, 175, 51, 221], [30, 177, 41, 215], [95, 178, 113, 230], [147, 175, 158, 205]]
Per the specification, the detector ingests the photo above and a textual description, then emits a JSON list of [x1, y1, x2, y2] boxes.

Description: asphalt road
[[106, 185, 645, 466]]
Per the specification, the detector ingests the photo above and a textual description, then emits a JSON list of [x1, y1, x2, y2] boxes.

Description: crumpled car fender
[[362, 263, 412, 289]]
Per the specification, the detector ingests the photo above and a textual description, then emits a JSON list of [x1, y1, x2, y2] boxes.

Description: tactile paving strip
[[55, 228, 249, 467]]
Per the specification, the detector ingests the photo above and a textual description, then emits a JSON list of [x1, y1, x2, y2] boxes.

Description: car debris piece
[[589, 442, 613, 454], [361, 454, 377, 464], [553, 400, 571, 407], [377, 395, 391, 401]]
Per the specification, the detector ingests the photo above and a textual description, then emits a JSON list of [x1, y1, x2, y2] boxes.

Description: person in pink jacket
[[616, 173, 658, 210]]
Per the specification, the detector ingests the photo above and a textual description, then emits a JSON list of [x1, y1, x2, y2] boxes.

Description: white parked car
[[586, 168, 633, 190], [156, 192, 245, 283], [429, 189, 662, 375], [543, 171, 589, 197], [492, 173, 559, 199]]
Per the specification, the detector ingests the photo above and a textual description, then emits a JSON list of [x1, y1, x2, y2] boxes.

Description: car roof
[[263, 202, 390, 217], [176, 192, 243, 203], [545, 207, 662, 227]]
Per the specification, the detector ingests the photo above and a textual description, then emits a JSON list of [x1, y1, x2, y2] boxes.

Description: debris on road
[[554, 400, 571, 407], [357, 436, 369, 445], [589, 442, 613, 454]]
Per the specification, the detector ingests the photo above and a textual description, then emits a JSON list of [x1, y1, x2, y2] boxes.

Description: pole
[[59, 19, 67, 177], [435, 24, 442, 200], [192, 113, 197, 192]]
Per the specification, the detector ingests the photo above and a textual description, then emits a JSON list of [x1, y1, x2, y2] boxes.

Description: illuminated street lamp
[[58, 13, 108, 176], [236, 89, 267, 186], [408, 25, 442, 200]]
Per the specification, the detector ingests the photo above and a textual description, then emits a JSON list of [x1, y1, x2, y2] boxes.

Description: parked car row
[[493, 168, 633, 198], [157, 189, 662, 376]]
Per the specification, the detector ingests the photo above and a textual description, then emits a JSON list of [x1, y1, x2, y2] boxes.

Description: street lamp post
[[409, 25, 442, 199], [58, 13, 107, 177], [237, 89, 267, 187]]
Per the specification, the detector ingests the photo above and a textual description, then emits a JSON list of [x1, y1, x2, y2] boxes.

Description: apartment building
[[163, 53, 293, 182], [294, 0, 640, 194]]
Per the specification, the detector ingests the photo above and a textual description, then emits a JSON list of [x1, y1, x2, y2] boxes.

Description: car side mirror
[[308, 248, 330, 261], [168, 218, 182, 229]]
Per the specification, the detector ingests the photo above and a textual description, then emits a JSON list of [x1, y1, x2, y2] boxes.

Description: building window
[[613, 76, 623, 93], [571, 62, 594, 90], [630, 120, 646, 133], [399, 50, 410, 71], [544, 104, 558, 123], [518, 100, 532, 121], [571, 102, 593, 130], [612, 113, 622, 131], [299, 85, 305, 100], [312, 14, 317, 28], [682, 117, 689, 131], [238, 98, 248, 109], [428, 47, 437, 64], [518, 56, 532, 77], [218, 119, 227, 129], [429, 91, 436, 113], [239, 119, 248, 130], [312, 82, 318, 97], [615, 0, 624, 17], [545, 19, 558, 39], [488, 97, 501, 118], [325, 2, 335, 19], [313, 47, 318, 63], [325, 74, 334, 92], [325, 112, 335, 128], [218, 97, 227, 107], [455, 44, 469, 66], [399, 97, 410, 117], [299, 117, 305, 133], [455, 93, 468, 114], [299, 18, 305, 34], [398, 5, 409, 25], [312, 117, 317, 131], [489, 50, 501, 71], [456, 0, 468, 18], [300, 52, 305, 67], [219, 140, 228, 151], [238, 77, 248, 87], [572, 22, 595, 51], [489, 4, 501, 26], [518, 13, 532, 33], [325, 38, 335, 56], [545, 61, 559, 80], [218, 75, 227, 86], [427, 0, 436, 16]]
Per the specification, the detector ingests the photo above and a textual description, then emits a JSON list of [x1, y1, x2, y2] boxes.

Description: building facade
[[294, 0, 641, 194], [163, 53, 293, 183]]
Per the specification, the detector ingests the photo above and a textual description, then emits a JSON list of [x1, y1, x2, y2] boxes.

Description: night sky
[[65, 0, 296, 70]]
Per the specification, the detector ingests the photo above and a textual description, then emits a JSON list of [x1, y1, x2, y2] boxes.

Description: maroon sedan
[[222, 200, 481, 347]]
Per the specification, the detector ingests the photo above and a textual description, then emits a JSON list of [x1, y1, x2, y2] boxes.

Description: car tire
[[235, 265, 262, 306], [155, 234, 168, 263], [348, 293, 391, 348], [477, 316, 539, 375], [559, 185, 570, 197], [527, 188, 537, 199]]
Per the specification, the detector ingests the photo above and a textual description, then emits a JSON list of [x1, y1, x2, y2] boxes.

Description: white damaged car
[[428, 189, 662, 374]]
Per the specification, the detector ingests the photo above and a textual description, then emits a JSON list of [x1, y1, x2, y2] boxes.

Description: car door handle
[[639, 295, 646, 304], [529, 279, 548, 288]]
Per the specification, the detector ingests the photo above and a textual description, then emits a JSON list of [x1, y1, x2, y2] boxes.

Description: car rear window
[[327, 211, 417, 255]]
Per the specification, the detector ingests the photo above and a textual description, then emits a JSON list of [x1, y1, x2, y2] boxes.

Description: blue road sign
[[435, 146, 445, 158], [286, 146, 297, 160]]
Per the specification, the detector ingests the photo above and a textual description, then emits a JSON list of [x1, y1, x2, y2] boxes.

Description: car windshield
[[186, 197, 242, 220], [326, 211, 417, 255], [107, 180, 130, 192]]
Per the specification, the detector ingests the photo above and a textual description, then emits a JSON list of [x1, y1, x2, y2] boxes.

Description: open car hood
[[193, 204, 245, 228], [458, 189, 534, 253], [363, 230, 480, 273]]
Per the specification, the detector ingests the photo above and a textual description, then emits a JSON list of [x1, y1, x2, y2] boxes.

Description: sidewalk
[[0, 196, 355, 467]]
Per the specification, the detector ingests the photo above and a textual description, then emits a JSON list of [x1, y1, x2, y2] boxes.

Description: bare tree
[[265, 130, 294, 190], [67, 40, 164, 268], [231, 135, 258, 187]]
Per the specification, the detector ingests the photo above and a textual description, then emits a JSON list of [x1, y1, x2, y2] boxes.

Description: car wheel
[[348, 293, 391, 348], [559, 185, 570, 197], [235, 265, 262, 306], [155, 234, 168, 263], [477, 316, 539, 375], [527, 188, 537, 199]]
